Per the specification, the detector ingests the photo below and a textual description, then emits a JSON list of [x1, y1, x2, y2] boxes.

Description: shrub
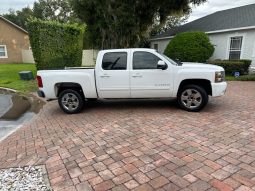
[[207, 60, 252, 75], [238, 74, 255, 81], [27, 18, 85, 70], [238, 59, 252, 74], [226, 74, 255, 81], [164, 31, 214, 62]]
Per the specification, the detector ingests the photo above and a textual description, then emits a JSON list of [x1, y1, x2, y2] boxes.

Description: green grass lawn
[[0, 63, 37, 93]]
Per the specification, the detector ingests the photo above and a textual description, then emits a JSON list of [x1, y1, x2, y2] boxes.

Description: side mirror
[[157, 60, 168, 70], [175, 58, 183, 66]]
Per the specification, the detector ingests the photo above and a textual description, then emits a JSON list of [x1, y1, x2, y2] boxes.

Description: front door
[[130, 51, 172, 98], [96, 51, 130, 98]]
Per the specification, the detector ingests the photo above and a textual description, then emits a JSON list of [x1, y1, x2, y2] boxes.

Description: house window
[[0, 45, 8, 58], [154, 44, 158, 51], [229, 36, 243, 60]]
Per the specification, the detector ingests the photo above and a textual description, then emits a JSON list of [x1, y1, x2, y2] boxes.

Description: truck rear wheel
[[177, 85, 208, 112], [58, 89, 84, 114]]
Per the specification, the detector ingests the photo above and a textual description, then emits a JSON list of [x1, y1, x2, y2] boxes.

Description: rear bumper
[[37, 90, 45, 98], [211, 82, 227, 97]]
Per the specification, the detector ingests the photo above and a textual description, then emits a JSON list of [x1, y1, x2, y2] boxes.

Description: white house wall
[[209, 29, 255, 67], [151, 29, 255, 67], [208, 33, 229, 61], [151, 39, 171, 54]]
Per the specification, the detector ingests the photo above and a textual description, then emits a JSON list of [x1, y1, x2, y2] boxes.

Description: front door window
[[133, 51, 160, 70]]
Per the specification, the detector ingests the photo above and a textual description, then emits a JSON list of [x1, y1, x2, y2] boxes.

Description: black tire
[[58, 89, 84, 114], [177, 85, 208, 112]]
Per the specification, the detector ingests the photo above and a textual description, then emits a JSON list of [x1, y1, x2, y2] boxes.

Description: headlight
[[215, 71, 225, 83]]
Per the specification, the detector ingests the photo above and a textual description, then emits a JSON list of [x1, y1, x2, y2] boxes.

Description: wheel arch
[[178, 79, 212, 96], [55, 82, 85, 98]]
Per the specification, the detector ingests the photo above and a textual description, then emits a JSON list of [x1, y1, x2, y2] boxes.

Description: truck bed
[[37, 68, 97, 99]]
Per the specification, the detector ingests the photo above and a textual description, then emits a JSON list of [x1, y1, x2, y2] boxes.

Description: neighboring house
[[0, 16, 30, 63], [151, 3, 255, 67]]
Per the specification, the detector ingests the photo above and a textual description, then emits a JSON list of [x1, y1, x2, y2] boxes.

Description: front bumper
[[211, 82, 227, 97], [37, 90, 45, 98]]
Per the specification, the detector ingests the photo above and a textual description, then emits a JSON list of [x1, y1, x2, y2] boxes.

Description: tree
[[2, 7, 33, 30], [140, 13, 189, 48], [2, 0, 78, 31], [152, 14, 189, 36], [33, 0, 78, 23], [71, 0, 206, 49], [164, 31, 215, 62]]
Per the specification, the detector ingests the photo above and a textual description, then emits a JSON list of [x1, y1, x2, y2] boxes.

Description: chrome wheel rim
[[61, 93, 79, 111], [181, 89, 202, 109]]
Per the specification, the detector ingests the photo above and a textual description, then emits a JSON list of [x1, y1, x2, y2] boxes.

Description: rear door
[[96, 51, 130, 98], [130, 51, 173, 98]]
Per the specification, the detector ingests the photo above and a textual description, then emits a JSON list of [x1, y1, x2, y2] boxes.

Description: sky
[[0, 0, 255, 23], [0, 0, 36, 14], [188, 0, 255, 22]]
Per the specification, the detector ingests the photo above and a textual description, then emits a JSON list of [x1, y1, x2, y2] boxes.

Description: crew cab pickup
[[37, 48, 227, 113]]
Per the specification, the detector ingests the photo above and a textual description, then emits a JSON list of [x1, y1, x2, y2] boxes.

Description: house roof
[[0, 16, 28, 34], [152, 3, 255, 40]]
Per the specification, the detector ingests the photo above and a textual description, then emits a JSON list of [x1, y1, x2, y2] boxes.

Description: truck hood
[[181, 62, 224, 71]]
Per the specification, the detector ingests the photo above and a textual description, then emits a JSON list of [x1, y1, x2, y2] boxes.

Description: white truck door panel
[[96, 51, 130, 98], [130, 51, 173, 98]]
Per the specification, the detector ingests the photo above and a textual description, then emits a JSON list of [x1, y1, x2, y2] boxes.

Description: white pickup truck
[[37, 48, 227, 113]]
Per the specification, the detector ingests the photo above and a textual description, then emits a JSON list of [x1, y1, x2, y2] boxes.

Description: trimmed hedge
[[27, 19, 85, 70], [207, 60, 252, 75], [238, 59, 252, 74], [164, 31, 214, 62], [226, 74, 255, 81], [237, 74, 255, 81]]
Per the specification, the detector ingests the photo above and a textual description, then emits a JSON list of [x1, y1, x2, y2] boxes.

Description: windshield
[[159, 53, 177, 65]]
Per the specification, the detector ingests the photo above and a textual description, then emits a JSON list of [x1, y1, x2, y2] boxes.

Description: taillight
[[36, 75, 43, 88]]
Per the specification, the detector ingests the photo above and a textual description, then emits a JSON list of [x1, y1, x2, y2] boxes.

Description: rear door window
[[102, 52, 127, 70]]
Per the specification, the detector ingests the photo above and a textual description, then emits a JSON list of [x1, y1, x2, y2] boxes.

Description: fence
[[82, 49, 99, 66], [22, 49, 35, 63]]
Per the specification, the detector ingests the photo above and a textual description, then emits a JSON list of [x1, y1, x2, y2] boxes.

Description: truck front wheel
[[177, 85, 208, 112], [58, 89, 84, 114]]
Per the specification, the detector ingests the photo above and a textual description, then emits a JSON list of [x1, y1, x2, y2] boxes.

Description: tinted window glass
[[102, 52, 127, 70], [133, 52, 160, 69]]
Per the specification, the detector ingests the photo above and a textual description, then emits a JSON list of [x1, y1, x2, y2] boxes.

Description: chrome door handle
[[132, 74, 143, 78], [100, 75, 110, 78]]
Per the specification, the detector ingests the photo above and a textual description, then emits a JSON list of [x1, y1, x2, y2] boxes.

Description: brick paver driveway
[[0, 82, 255, 191]]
